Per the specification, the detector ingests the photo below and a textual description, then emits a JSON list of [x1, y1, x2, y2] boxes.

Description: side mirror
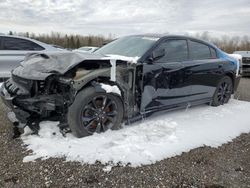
[[150, 48, 165, 62]]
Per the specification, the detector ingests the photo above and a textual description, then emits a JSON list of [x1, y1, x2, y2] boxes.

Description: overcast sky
[[0, 0, 250, 37]]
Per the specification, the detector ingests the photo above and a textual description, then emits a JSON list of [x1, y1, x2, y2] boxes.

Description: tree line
[[7, 31, 250, 53]]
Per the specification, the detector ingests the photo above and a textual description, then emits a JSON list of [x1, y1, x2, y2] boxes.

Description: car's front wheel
[[211, 76, 233, 106], [68, 87, 124, 138]]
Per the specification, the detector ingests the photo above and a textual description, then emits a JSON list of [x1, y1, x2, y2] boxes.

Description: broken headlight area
[[2, 75, 74, 135]]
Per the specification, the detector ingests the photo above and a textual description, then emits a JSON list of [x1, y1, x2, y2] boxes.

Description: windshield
[[94, 36, 159, 57]]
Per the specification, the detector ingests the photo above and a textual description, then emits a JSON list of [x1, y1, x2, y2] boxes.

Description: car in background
[[73, 46, 99, 53], [233, 51, 250, 76], [0, 35, 65, 81]]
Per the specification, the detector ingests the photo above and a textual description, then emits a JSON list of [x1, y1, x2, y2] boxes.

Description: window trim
[[2, 36, 45, 51], [141, 36, 218, 64], [209, 47, 218, 59], [187, 39, 218, 60]]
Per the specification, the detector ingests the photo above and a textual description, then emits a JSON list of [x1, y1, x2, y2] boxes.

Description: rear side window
[[210, 47, 217, 58], [0, 37, 2, 50], [156, 39, 188, 62], [189, 40, 211, 60], [2, 37, 44, 51]]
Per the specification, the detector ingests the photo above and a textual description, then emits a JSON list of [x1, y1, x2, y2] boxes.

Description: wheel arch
[[75, 76, 128, 118], [76, 76, 125, 98], [225, 71, 236, 93]]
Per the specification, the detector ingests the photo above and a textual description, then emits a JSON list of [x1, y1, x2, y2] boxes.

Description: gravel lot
[[0, 78, 250, 188]]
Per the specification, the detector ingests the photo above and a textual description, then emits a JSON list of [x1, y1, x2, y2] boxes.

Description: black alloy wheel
[[81, 95, 118, 134], [211, 76, 233, 106], [68, 87, 124, 138]]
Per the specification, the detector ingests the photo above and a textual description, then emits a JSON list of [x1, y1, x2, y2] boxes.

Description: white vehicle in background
[[73, 46, 99, 54], [233, 51, 250, 76], [0, 35, 65, 81]]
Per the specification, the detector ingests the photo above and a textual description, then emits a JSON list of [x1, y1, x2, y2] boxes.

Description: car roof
[[0, 34, 40, 42], [131, 33, 201, 40], [128, 34, 218, 49], [0, 34, 60, 50]]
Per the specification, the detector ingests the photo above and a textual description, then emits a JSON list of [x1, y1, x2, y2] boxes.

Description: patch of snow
[[100, 83, 121, 96], [102, 54, 140, 64], [0, 83, 3, 88], [21, 99, 250, 167], [103, 165, 113, 172]]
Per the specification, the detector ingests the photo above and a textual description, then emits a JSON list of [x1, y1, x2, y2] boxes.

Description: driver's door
[[141, 39, 193, 112]]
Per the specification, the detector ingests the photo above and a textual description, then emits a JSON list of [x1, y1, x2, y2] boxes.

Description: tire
[[68, 87, 124, 138], [211, 76, 233, 106]]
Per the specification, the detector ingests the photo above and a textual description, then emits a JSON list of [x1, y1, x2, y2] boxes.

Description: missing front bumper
[[1, 86, 31, 125], [7, 111, 26, 128]]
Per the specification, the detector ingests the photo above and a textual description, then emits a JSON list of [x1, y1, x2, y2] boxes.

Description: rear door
[[185, 39, 223, 101], [0, 37, 45, 78], [141, 38, 193, 112]]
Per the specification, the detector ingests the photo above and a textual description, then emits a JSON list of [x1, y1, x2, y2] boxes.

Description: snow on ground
[[21, 99, 250, 167]]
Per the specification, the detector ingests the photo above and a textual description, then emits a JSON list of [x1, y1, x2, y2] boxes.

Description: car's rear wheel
[[68, 87, 124, 138], [211, 76, 233, 106]]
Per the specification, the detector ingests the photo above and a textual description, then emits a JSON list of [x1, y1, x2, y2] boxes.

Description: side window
[[189, 40, 211, 60], [155, 39, 188, 62], [3, 37, 45, 51], [0, 37, 2, 50], [210, 47, 217, 58]]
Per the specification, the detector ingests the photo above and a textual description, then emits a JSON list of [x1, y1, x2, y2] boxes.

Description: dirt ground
[[0, 78, 250, 188]]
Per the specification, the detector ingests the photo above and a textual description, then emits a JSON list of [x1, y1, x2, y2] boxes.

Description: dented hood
[[12, 51, 109, 80]]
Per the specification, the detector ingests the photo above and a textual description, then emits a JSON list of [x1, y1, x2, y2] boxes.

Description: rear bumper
[[234, 75, 241, 92]]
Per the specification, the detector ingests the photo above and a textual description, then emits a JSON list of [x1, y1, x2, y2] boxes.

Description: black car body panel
[[0, 35, 240, 132]]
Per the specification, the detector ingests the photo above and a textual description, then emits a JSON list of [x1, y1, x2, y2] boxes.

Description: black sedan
[[0, 35, 241, 138]]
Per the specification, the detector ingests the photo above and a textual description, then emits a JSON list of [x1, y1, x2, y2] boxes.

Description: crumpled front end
[[0, 51, 138, 137], [0, 73, 73, 131]]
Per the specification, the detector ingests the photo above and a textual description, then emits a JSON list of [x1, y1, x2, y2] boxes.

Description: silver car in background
[[0, 35, 65, 81]]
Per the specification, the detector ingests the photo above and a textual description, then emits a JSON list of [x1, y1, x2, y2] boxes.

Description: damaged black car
[[0, 35, 241, 138]]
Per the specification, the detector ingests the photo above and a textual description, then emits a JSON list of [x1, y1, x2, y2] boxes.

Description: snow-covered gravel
[[21, 99, 250, 167]]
